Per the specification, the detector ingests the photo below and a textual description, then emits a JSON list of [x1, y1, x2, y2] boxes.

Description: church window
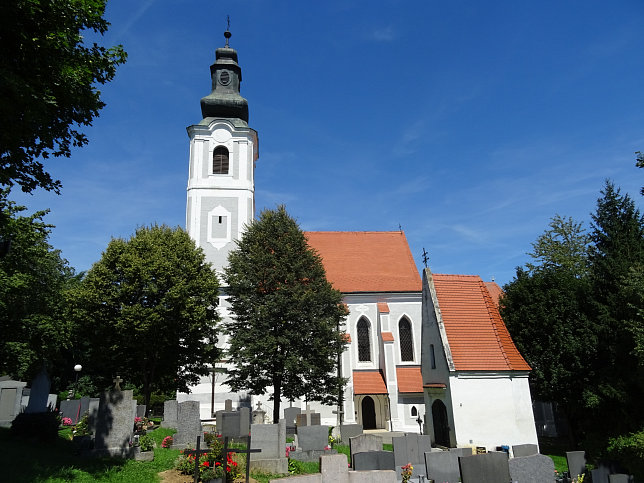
[[399, 317, 414, 361], [213, 146, 229, 174], [411, 406, 418, 417], [430, 344, 436, 369], [357, 318, 371, 362]]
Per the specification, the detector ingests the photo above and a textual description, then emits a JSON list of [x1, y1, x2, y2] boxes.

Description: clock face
[[219, 70, 231, 86]]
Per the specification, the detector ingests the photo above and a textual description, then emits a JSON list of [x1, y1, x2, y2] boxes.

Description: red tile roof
[[377, 302, 390, 313], [432, 274, 531, 372], [484, 282, 503, 308], [396, 366, 423, 393], [381, 332, 394, 342], [353, 370, 388, 394], [305, 232, 421, 293]]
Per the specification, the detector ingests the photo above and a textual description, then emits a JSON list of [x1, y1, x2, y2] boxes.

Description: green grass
[[0, 426, 180, 483], [383, 443, 393, 452], [540, 437, 570, 474]]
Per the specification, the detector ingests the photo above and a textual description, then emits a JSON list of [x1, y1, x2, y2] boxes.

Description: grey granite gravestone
[[350, 434, 382, 467], [297, 425, 329, 451], [459, 452, 511, 483], [449, 447, 473, 457], [424, 450, 461, 483], [512, 443, 539, 457], [225, 399, 233, 411], [220, 411, 242, 438], [87, 397, 100, 433], [0, 379, 27, 427], [25, 366, 50, 413], [393, 434, 432, 479], [136, 404, 146, 418], [566, 451, 586, 480], [352, 451, 395, 471], [59, 399, 81, 424], [250, 419, 288, 474], [284, 406, 301, 434], [339, 423, 362, 443], [609, 475, 633, 483], [161, 399, 178, 428], [509, 454, 555, 483], [173, 400, 202, 448], [93, 389, 136, 457], [239, 406, 250, 437]]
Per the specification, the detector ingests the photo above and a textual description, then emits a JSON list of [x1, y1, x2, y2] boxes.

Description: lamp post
[[74, 364, 82, 398]]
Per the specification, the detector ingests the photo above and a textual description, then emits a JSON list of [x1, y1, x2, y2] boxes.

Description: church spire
[[200, 23, 249, 122]]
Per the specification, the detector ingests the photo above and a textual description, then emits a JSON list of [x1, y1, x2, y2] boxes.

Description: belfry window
[[213, 146, 229, 174], [357, 318, 371, 362], [399, 317, 414, 361]]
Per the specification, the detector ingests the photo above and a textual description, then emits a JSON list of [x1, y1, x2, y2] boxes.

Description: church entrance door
[[361, 396, 377, 429], [432, 399, 450, 447]]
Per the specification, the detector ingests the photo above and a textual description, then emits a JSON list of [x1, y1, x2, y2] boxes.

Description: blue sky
[[11, 0, 644, 287]]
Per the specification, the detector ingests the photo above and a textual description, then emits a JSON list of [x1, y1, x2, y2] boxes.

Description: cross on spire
[[224, 15, 231, 47], [422, 247, 429, 268]]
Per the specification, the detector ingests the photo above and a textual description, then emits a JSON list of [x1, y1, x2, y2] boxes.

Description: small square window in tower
[[213, 146, 229, 174]]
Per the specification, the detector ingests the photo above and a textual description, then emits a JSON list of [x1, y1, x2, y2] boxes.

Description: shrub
[[606, 429, 644, 479], [161, 435, 173, 448], [74, 411, 91, 436], [10, 409, 61, 442], [139, 434, 154, 452]]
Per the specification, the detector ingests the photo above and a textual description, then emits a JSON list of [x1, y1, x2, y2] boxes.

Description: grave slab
[[173, 400, 202, 448], [459, 452, 510, 483], [424, 450, 461, 483], [509, 454, 555, 483], [350, 434, 382, 467], [93, 389, 136, 458], [250, 420, 288, 474], [297, 425, 329, 451], [353, 451, 395, 471], [512, 443, 539, 457], [25, 367, 50, 413], [339, 423, 362, 443], [566, 451, 586, 481], [161, 399, 178, 429]]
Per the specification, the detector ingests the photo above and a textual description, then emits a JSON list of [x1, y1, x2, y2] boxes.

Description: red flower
[[202, 461, 210, 467], [215, 462, 221, 466]]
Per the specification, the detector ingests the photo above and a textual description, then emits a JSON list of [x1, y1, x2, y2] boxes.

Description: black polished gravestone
[[352, 450, 395, 471]]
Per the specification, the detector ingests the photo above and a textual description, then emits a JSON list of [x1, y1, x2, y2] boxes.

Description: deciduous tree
[[0, 0, 126, 193], [68, 225, 220, 406], [224, 206, 348, 422]]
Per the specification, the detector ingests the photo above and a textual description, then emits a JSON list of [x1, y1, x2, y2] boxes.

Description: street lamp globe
[[74, 364, 82, 373]]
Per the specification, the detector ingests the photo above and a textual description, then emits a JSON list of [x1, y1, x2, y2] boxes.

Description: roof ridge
[[304, 231, 408, 235], [479, 278, 512, 369]]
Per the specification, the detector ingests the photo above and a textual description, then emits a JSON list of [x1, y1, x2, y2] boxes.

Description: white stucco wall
[[449, 373, 538, 451]]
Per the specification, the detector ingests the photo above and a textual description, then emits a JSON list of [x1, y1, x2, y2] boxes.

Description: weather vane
[[422, 247, 429, 268]]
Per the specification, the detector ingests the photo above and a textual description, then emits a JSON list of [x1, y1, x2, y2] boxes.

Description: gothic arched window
[[357, 318, 371, 362], [213, 146, 229, 174], [399, 317, 414, 361]]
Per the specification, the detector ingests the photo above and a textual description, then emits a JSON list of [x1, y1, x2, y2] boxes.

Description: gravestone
[[512, 443, 539, 457], [25, 366, 50, 413], [591, 461, 630, 483], [173, 400, 202, 448], [393, 434, 432, 479], [296, 412, 321, 427], [220, 411, 242, 438], [136, 404, 146, 418], [0, 379, 27, 427], [609, 475, 633, 483], [87, 397, 100, 433], [509, 454, 555, 483], [566, 451, 586, 480], [253, 401, 267, 424], [350, 433, 382, 467], [449, 447, 473, 457], [250, 419, 288, 474], [339, 423, 362, 443], [424, 451, 461, 483], [93, 389, 137, 457], [284, 406, 301, 434], [161, 399, 178, 428], [225, 399, 233, 411], [459, 452, 510, 483], [46, 394, 57, 410], [239, 406, 250, 436], [352, 451, 395, 471], [59, 399, 82, 424], [297, 425, 329, 451]]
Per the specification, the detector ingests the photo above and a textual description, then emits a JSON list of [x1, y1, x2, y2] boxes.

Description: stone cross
[[256, 401, 262, 410], [301, 404, 314, 425], [183, 436, 211, 483], [112, 375, 123, 391]]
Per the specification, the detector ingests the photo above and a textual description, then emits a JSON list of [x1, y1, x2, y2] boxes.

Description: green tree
[[68, 225, 220, 406], [526, 214, 590, 276], [0, 0, 126, 194], [224, 206, 348, 422], [0, 189, 78, 382], [636, 151, 643, 196]]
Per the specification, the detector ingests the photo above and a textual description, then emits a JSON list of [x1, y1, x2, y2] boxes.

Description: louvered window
[[399, 318, 414, 361], [357, 318, 371, 362], [213, 146, 229, 174]]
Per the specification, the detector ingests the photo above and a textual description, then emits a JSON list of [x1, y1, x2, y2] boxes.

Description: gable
[[431, 274, 530, 372], [305, 231, 422, 293]]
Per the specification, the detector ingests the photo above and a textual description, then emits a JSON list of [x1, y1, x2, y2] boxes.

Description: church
[[178, 30, 538, 450]]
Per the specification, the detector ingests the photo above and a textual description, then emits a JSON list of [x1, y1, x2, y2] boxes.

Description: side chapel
[[178, 30, 538, 449]]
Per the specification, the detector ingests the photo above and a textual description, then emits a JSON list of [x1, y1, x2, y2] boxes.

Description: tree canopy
[[224, 206, 348, 422], [68, 224, 220, 406], [0, 0, 126, 194], [502, 178, 644, 454], [0, 189, 78, 382]]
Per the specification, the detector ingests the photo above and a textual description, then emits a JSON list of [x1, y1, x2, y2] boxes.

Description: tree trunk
[[273, 375, 282, 423]]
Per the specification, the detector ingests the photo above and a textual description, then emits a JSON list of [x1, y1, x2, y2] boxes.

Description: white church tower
[[186, 28, 258, 275]]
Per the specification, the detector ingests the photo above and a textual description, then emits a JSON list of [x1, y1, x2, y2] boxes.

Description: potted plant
[[134, 434, 155, 461], [72, 412, 93, 450]]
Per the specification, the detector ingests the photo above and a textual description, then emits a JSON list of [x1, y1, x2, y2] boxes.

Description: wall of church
[[449, 373, 538, 451]]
